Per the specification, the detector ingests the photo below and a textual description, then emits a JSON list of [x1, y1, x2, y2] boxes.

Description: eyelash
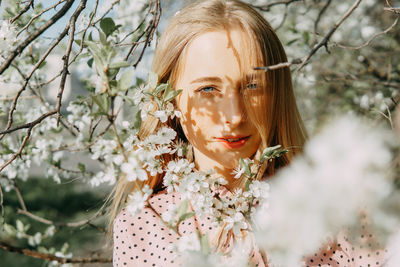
[[197, 86, 216, 93], [196, 83, 258, 94]]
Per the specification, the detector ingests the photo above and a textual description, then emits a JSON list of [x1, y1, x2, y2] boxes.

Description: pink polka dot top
[[113, 187, 386, 267]]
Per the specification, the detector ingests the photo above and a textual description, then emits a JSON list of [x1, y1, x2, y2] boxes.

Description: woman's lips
[[215, 135, 250, 149]]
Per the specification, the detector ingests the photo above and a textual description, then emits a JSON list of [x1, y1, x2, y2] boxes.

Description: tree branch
[[314, 0, 332, 34], [56, 0, 88, 126], [0, 241, 111, 263], [17, 208, 106, 228], [0, 127, 32, 173], [254, 0, 362, 73], [0, 110, 57, 136], [251, 0, 302, 12], [0, 0, 74, 75], [335, 17, 399, 50], [0, 185, 4, 218], [295, 0, 362, 72], [1, 26, 70, 138], [10, 0, 34, 23]]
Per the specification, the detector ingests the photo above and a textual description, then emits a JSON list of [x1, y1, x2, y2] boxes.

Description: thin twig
[[56, 0, 88, 126], [314, 0, 332, 34], [13, 181, 27, 211], [1, 25, 70, 138], [384, 0, 400, 14], [10, 0, 34, 23], [295, 0, 362, 72], [67, 0, 98, 66], [0, 185, 4, 218], [16, 0, 67, 37], [131, 0, 162, 66], [0, 242, 111, 263], [0, 110, 57, 136], [254, 0, 362, 73], [17, 208, 105, 228], [335, 17, 399, 50], [251, 0, 302, 12], [0, 127, 33, 173]]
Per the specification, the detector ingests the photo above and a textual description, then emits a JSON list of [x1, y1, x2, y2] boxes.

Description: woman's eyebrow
[[245, 73, 261, 80], [190, 76, 222, 84]]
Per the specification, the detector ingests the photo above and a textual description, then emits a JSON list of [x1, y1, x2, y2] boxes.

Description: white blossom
[[127, 185, 153, 217], [0, 20, 17, 63], [154, 110, 168, 123], [90, 139, 117, 162], [121, 152, 148, 182], [224, 212, 248, 237], [177, 232, 201, 252], [231, 166, 245, 179], [90, 166, 116, 186], [254, 116, 394, 266]]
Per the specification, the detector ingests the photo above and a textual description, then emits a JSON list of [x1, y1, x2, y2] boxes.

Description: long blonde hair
[[106, 0, 307, 240]]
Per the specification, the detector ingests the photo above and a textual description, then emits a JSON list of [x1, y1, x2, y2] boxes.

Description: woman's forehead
[[177, 29, 259, 84]]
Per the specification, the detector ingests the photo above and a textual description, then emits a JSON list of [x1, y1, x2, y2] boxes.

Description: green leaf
[[154, 83, 168, 95], [4, 224, 16, 235], [87, 58, 94, 68], [133, 109, 142, 130], [178, 211, 195, 223], [16, 220, 24, 232], [244, 179, 251, 192], [118, 68, 136, 91], [109, 61, 130, 69], [260, 145, 289, 163], [176, 199, 189, 219], [148, 71, 158, 89], [286, 38, 300, 46], [163, 89, 182, 103], [37, 246, 49, 254], [199, 233, 210, 255], [100, 17, 116, 37], [78, 163, 86, 173], [302, 31, 310, 46], [86, 42, 106, 76], [99, 30, 107, 45], [92, 94, 109, 113]]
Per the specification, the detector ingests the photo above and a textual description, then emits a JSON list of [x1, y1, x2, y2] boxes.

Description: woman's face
[[175, 29, 262, 171]]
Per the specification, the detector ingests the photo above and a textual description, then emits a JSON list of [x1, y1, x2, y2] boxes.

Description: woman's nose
[[222, 92, 244, 127]]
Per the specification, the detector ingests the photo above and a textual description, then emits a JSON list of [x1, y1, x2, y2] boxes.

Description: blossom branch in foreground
[[254, 115, 396, 266], [0, 0, 75, 74], [0, 127, 33, 173], [0, 241, 111, 264], [1, 25, 69, 137]]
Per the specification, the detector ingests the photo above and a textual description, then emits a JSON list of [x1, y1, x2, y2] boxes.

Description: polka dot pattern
[[113, 187, 266, 266], [304, 213, 387, 266]]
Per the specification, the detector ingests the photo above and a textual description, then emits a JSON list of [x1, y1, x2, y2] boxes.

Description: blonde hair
[[106, 0, 307, 242]]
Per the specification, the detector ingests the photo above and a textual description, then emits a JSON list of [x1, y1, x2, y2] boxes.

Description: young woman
[[108, 0, 384, 266]]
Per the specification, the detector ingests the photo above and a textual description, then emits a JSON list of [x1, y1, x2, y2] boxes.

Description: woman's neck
[[192, 147, 239, 192]]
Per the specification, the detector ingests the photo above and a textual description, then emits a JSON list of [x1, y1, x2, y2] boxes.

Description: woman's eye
[[198, 86, 216, 93], [246, 83, 258, 89]]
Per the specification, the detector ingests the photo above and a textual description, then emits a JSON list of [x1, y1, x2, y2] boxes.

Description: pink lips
[[215, 135, 250, 149]]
